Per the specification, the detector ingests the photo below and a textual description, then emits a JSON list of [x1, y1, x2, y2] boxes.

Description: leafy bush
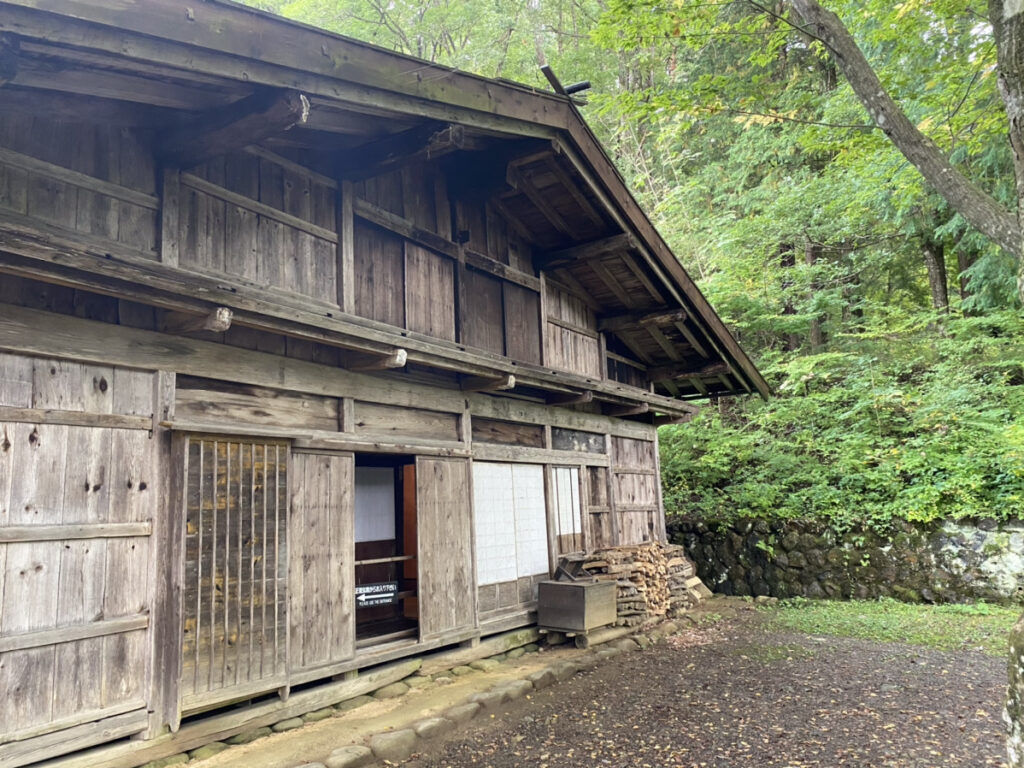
[[660, 312, 1024, 534]]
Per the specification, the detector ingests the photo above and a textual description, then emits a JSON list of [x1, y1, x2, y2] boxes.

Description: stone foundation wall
[[671, 518, 1024, 604]]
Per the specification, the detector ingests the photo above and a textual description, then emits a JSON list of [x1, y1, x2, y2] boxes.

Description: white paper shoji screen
[[552, 466, 582, 538], [472, 462, 549, 586]]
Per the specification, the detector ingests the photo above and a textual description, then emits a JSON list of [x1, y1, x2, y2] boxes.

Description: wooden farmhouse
[[0, 1, 768, 765]]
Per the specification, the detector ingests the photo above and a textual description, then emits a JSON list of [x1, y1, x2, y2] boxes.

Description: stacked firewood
[[575, 542, 711, 627]]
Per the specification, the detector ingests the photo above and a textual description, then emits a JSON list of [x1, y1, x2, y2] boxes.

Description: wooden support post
[[344, 348, 407, 372], [159, 168, 180, 268], [338, 179, 355, 314], [161, 307, 233, 334], [460, 374, 515, 392], [159, 89, 310, 169], [0, 33, 18, 86]]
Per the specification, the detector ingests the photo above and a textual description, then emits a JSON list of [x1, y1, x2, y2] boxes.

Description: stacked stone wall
[[672, 518, 1024, 604]]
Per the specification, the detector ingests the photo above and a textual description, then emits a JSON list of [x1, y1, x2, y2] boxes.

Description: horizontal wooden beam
[[0, 406, 152, 430], [353, 197, 458, 259], [473, 442, 609, 467], [180, 173, 337, 243], [539, 233, 637, 269], [160, 88, 309, 169], [0, 614, 148, 654], [0, 523, 152, 543], [599, 308, 687, 333], [465, 249, 540, 292], [461, 374, 515, 392]]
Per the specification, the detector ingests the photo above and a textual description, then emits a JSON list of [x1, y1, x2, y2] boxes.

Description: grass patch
[[761, 598, 1021, 656]]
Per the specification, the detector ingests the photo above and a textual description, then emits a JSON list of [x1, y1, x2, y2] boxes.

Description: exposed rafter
[[506, 164, 580, 239], [159, 88, 309, 169]]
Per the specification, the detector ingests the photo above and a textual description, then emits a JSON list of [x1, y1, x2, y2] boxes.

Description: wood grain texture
[[416, 457, 474, 639], [289, 452, 354, 670]]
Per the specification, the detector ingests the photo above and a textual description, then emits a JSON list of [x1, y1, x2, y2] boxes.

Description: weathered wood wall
[[0, 353, 156, 764]]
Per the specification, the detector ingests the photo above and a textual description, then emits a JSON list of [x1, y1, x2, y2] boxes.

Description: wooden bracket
[[344, 348, 407, 372], [461, 374, 515, 392], [159, 88, 310, 169], [604, 402, 650, 418], [162, 306, 233, 334], [546, 390, 593, 406]]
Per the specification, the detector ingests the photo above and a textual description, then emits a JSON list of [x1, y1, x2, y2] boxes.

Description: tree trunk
[[780, 245, 800, 351], [806, 243, 825, 351], [922, 237, 949, 312], [787, 0, 1022, 260], [957, 248, 976, 306]]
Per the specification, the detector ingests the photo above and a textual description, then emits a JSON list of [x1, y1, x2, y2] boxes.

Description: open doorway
[[354, 454, 418, 646]]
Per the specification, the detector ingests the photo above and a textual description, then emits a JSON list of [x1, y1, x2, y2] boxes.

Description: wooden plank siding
[[289, 452, 355, 672], [416, 458, 474, 640], [0, 353, 155, 760]]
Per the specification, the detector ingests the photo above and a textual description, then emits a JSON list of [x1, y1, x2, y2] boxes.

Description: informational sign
[[355, 581, 398, 607]]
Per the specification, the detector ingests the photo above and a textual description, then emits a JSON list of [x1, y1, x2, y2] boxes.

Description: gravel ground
[[398, 610, 1008, 768]]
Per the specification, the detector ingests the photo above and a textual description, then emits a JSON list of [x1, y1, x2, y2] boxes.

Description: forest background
[[245, 0, 1024, 536]]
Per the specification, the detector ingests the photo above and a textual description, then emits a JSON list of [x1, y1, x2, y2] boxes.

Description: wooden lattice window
[[180, 436, 289, 708]]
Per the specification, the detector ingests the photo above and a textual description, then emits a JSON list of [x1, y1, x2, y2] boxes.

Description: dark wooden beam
[[461, 374, 516, 392], [353, 198, 459, 259], [160, 88, 310, 168], [599, 308, 687, 333], [648, 362, 729, 383], [539, 233, 637, 269]]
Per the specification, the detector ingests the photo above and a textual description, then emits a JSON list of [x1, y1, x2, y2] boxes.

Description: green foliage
[[762, 597, 1020, 656], [660, 311, 1024, 532]]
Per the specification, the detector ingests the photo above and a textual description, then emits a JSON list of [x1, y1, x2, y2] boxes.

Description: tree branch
[[788, 0, 1021, 258]]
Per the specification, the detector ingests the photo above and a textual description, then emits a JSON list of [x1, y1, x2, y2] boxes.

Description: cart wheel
[[574, 634, 590, 649]]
